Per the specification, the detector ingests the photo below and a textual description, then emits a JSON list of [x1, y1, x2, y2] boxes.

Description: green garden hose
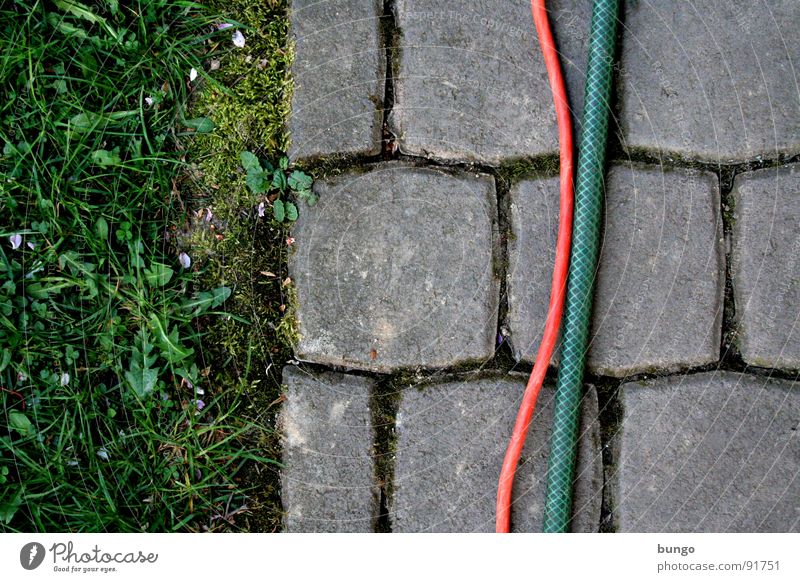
[[542, 0, 620, 533]]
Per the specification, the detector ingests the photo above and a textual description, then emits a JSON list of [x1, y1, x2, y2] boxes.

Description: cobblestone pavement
[[280, 0, 800, 532]]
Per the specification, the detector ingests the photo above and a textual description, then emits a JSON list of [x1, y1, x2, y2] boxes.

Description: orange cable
[[496, 0, 574, 533]]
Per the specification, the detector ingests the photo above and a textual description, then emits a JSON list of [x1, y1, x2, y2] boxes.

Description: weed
[[240, 151, 315, 222]]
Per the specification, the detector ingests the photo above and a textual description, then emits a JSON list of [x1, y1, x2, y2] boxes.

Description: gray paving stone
[[390, 0, 591, 165], [390, 375, 602, 532], [731, 164, 800, 370], [619, 1, 800, 163], [506, 176, 561, 364], [289, 163, 499, 372], [507, 165, 724, 377], [279, 366, 378, 532], [613, 372, 800, 532], [288, 0, 385, 161], [589, 165, 724, 376]]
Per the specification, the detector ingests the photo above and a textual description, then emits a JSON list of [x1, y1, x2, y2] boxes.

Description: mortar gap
[[491, 167, 517, 372], [610, 150, 800, 176], [590, 377, 623, 533], [718, 165, 741, 372], [380, 0, 399, 160], [370, 376, 401, 532]]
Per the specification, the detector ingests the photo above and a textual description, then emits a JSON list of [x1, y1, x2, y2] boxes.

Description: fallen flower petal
[[9, 234, 21, 250], [27, 241, 36, 250], [195, 399, 205, 411], [189, 67, 198, 82], [179, 252, 191, 269], [205, 208, 213, 222], [145, 96, 154, 106], [96, 448, 110, 461], [232, 30, 246, 48], [257, 201, 265, 218], [60, 372, 70, 386], [217, 22, 233, 30], [286, 237, 295, 246]]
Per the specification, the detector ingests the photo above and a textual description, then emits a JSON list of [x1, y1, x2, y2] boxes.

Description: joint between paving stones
[[590, 377, 624, 532], [610, 150, 800, 180], [379, 0, 400, 160], [493, 170, 516, 371], [306, 149, 565, 190], [719, 164, 742, 370], [370, 374, 400, 532]]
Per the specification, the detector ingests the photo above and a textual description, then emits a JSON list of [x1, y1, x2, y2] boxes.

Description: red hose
[[496, 0, 574, 533]]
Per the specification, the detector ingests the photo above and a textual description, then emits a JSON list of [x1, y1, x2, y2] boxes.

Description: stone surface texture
[[390, 0, 591, 164], [280, 366, 378, 532], [588, 165, 724, 376], [613, 372, 800, 532], [391, 375, 602, 532], [279, 0, 800, 536], [731, 164, 800, 370], [506, 175, 561, 364], [289, 164, 500, 372], [619, 1, 800, 162], [507, 165, 724, 377], [288, 0, 385, 160]]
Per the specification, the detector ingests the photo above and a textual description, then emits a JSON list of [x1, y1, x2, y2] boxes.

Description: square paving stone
[[288, 0, 385, 160], [279, 366, 378, 532], [731, 164, 800, 370], [613, 372, 800, 532], [390, 375, 602, 532], [507, 165, 724, 377], [289, 163, 500, 372], [390, 0, 591, 165], [619, 1, 800, 163]]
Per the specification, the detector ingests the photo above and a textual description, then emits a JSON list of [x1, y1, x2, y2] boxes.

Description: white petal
[[232, 30, 246, 48], [179, 252, 192, 269], [96, 448, 110, 461], [145, 96, 154, 106], [27, 241, 36, 250], [205, 208, 213, 222], [218, 23, 233, 30], [60, 372, 70, 386], [257, 202, 265, 218], [189, 68, 198, 82], [9, 234, 21, 249]]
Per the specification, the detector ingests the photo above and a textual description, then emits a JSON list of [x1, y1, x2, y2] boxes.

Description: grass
[[0, 0, 296, 532]]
